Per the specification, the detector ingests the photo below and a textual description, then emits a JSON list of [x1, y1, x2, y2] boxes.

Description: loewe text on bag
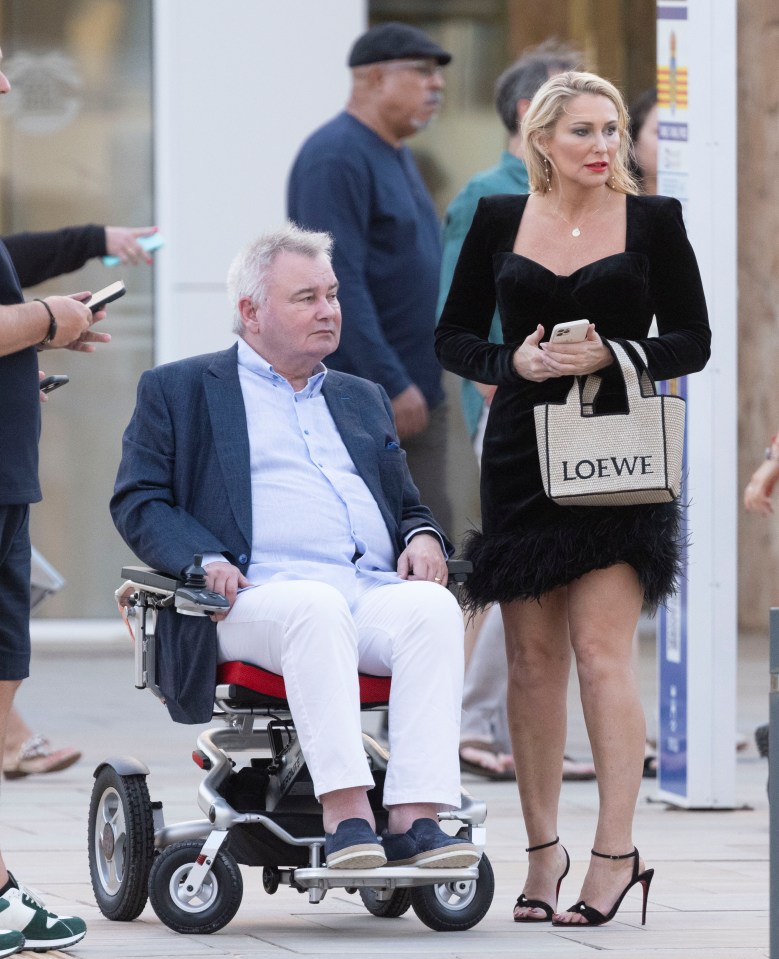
[[534, 340, 685, 506]]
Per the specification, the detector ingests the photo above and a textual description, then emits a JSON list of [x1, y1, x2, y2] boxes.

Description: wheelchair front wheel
[[88, 767, 155, 921], [359, 886, 412, 918], [410, 853, 494, 932], [148, 839, 243, 934]]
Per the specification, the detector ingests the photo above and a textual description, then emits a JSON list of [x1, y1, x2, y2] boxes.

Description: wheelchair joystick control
[[175, 554, 230, 616], [184, 554, 208, 588]]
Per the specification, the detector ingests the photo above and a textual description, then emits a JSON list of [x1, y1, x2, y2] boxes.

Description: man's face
[[375, 58, 445, 137], [243, 251, 341, 379]]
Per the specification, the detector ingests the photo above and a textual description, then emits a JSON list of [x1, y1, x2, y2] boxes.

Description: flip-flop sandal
[[459, 739, 515, 781], [562, 754, 596, 781], [3, 735, 81, 779]]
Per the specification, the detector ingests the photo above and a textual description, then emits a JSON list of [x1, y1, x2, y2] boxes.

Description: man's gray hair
[[494, 40, 582, 135], [227, 223, 334, 334]]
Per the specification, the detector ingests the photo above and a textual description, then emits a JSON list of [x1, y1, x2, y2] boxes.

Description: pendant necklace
[[550, 190, 612, 237]]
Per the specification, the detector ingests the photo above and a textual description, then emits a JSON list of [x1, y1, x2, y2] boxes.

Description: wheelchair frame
[[88, 562, 494, 934]]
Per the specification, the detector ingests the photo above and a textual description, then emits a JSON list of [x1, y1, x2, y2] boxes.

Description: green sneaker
[[0, 930, 24, 958], [0, 875, 86, 951]]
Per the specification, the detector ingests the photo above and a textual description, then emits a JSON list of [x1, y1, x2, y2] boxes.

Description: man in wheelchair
[[111, 223, 478, 873]]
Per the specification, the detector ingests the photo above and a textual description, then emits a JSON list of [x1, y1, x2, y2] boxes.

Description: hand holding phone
[[84, 280, 126, 313], [102, 232, 164, 267], [39, 374, 69, 394], [549, 319, 591, 344]]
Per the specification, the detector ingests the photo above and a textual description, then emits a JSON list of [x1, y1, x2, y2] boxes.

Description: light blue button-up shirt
[[233, 338, 403, 605]]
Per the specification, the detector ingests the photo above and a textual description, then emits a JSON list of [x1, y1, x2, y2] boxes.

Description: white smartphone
[[84, 280, 126, 313], [550, 319, 590, 343]]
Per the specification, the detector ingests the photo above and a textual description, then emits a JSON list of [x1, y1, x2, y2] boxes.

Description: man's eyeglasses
[[382, 59, 443, 79]]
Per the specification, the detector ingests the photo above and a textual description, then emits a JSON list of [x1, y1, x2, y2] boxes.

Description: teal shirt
[[437, 151, 530, 438]]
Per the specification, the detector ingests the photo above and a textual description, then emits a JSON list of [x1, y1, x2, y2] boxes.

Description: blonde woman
[[436, 72, 710, 926]]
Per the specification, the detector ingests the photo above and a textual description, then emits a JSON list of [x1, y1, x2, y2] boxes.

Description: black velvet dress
[[435, 193, 711, 610]]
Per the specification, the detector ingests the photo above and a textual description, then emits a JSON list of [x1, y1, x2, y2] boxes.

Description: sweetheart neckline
[[500, 250, 643, 280]]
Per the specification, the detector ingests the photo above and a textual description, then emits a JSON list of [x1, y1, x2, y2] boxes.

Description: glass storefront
[[0, 0, 153, 617], [0, 0, 656, 616]]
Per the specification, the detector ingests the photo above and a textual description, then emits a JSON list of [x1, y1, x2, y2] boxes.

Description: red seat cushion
[[216, 661, 391, 707]]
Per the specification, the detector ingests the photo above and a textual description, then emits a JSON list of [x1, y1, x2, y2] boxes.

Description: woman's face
[[542, 93, 620, 191], [633, 104, 658, 180]]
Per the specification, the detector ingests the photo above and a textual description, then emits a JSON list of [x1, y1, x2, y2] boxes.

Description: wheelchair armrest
[[120, 565, 182, 592], [120, 557, 470, 612], [446, 559, 472, 584], [119, 565, 229, 615]]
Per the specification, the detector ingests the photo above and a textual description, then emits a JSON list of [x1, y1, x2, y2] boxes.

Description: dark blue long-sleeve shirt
[[287, 112, 444, 409], [0, 224, 106, 503], [0, 243, 40, 504]]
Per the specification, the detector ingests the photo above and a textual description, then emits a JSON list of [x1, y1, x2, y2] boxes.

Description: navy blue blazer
[[111, 343, 451, 723]]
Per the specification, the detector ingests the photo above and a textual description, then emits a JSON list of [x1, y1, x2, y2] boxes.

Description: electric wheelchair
[[88, 557, 495, 934]]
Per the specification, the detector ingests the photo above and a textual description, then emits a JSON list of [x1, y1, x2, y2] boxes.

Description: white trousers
[[217, 579, 464, 808]]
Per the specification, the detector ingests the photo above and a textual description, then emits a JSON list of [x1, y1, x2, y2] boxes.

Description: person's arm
[[289, 151, 411, 399], [628, 197, 712, 380], [367, 383, 453, 553], [439, 184, 504, 434], [745, 433, 779, 516], [396, 532, 449, 585], [0, 295, 100, 357], [437, 188, 480, 322], [435, 197, 522, 385], [103, 226, 158, 265], [4, 224, 157, 287], [110, 369, 238, 579], [3, 225, 107, 287]]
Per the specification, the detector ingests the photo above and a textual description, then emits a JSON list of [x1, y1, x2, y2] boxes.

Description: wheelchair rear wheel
[[358, 886, 412, 918], [148, 839, 243, 934], [88, 767, 155, 921], [409, 853, 494, 932]]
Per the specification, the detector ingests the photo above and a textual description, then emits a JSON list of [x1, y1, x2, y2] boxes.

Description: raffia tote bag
[[534, 340, 685, 506]]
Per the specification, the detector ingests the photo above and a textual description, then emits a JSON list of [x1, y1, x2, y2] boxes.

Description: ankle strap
[[591, 846, 637, 860], [526, 836, 559, 853]]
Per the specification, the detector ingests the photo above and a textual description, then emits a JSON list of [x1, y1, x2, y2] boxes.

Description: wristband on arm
[[34, 298, 57, 348]]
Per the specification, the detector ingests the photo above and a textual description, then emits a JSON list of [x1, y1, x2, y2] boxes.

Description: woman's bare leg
[[503, 591, 571, 919], [554, 563, 647, 923]]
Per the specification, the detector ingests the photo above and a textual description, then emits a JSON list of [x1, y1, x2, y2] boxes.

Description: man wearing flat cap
[[288, 22, 453, 531]]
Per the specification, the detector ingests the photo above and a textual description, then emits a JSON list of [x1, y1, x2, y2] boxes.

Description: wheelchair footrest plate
[[292, 864, 480, 889]]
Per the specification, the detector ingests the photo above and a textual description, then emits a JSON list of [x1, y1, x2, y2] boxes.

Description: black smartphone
[[84, 280, 126, 313], [40, 374, 69, 394]]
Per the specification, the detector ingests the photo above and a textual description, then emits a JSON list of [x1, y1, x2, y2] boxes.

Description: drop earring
[[544, 157, 552, 192]]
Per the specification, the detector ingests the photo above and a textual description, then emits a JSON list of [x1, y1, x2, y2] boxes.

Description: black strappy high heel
[[552, 847, 654, 927], [513, 836, 570, 923]]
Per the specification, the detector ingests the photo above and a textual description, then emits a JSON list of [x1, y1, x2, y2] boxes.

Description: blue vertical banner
[[656, 0, 691, 802], [657, 378, 688, 798], [654, 0, 738, 809]]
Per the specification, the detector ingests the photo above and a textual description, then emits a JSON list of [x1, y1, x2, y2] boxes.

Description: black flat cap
[[348, 21, 452, 68]]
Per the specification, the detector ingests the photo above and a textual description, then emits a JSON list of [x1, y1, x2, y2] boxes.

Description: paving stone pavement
[[0, 630, 770, 959]]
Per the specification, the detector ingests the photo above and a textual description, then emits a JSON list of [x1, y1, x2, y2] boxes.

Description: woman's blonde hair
[[521, 71, 639, 196]]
